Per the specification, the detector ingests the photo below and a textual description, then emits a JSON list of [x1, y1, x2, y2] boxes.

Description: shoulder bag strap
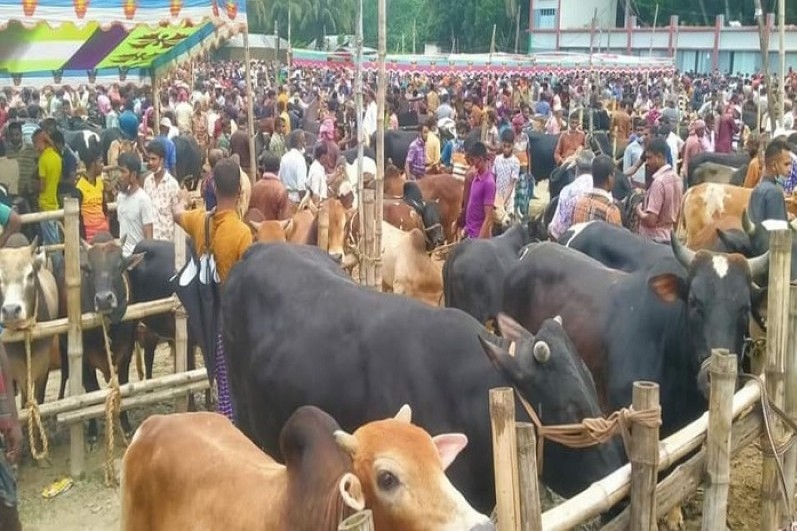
[[204, 209, 214, 254]]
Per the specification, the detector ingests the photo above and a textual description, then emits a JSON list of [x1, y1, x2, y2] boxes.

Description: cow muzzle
[[94, 291, 118, 313], [0, 303, 23, 323], [697, 357, 711, 399]]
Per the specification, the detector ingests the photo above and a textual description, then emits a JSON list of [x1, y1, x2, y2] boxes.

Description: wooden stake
[[242, 29, 257, 183], [761, 228, 791, 530], [338, 510, 374, 531], [64, 197, 84, 477], [701, 349, 737, 531], [783, 284, 797, 514], [375, 0, 386, 290], [490, 387, 520, 531], [629, 381, 660, 530], [173, 226, 188, 412], [516, 422, 543, 531]]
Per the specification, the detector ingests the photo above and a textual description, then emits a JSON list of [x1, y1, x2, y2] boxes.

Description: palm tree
[[246, 0, 270, 33], [298, 0, 356, 49]]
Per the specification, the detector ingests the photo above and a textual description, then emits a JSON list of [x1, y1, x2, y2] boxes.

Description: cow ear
[[334, 430, 359, 457], [648, 273, 687, 303], [432, 433, 468, 471], [33, 248, 46, 271], [496, 312, 533, 343], [338, 473, 365, 512], [125, 252, 145, 271], [478, 334, 524, 382]]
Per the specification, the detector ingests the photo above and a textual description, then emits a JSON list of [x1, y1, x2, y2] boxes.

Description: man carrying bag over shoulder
[[172, 158, 253, 421]]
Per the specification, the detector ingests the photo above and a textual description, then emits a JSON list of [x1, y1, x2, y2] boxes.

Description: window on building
[[535, 8, 557, 30]]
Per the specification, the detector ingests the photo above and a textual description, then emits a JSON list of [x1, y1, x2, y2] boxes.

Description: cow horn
[[533, 341, 551, 363], [553, 315, 563, 326], [80, 238, 92, 250], [394, 404, 412, 423], [333, 430, 359, 456], [248, 220, 263, 232], [670, 232, 696, 269], [741, 209, 756, 236], [746, 251, 770, 280]]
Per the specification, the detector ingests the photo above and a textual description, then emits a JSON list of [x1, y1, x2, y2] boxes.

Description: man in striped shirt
[[405, 123, 429, 181]]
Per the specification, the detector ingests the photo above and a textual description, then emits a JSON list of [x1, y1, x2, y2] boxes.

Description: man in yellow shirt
[[173, 157, 252, 421], [32, 129, 62, 261], [75, 145, 110, 242], [424, 117, 442, 174]]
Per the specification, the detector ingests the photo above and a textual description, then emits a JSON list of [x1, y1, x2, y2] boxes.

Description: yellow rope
[[24, 330, 48, 461], [100, 317, 126, 487]]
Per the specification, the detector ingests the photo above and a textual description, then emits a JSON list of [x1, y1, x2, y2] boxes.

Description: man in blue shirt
[[0, 201, 21, 248], [748, 138, 792, 225], [118, 100, 139, 141], [156, 118, 177, 175]]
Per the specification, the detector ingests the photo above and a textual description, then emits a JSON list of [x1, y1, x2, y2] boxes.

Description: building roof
[[223, 33, 289, 50]]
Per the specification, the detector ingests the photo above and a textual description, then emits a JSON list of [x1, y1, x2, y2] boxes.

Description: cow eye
[[376, 470, 400, 492]]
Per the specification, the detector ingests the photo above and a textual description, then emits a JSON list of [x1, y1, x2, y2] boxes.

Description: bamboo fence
[[1, 197, 194, 477], [489, 229, 796, 530]]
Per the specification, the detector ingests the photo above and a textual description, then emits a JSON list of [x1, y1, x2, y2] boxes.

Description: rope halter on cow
[[100, 316, 127, 487], [18, 283, 49, 462]]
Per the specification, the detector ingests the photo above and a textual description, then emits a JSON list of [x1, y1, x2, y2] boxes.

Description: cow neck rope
[[20, 276, 49, 462], [513, 389, 662, 476], [100, 316, 126, 487], [740, 372, 797, 525]]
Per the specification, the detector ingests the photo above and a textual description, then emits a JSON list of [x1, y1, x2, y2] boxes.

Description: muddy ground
[[12, 340, 766, 531]]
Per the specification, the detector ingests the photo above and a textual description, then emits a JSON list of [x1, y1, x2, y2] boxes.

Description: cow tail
[[442, 256, 453, 308]]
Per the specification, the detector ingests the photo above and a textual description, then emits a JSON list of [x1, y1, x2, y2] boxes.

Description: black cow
[[173, 135, 203, 189], [57, 233, 141, 442], [64, 129, 100, 166], [560, 221, 672, 272], [371, 130, 416, 169], [128, 239, 198, 379], [443, 223, 534, 329], [528, 131, 559, 182], [503, 236, 768, 435], [687, 152, 750, 188], [222, 244, 624, 514], [341, 146, 376, 164], [403, 181, 446, 249]]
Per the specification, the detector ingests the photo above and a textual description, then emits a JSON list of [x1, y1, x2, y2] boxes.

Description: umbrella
[[171, 219, 221, 381]]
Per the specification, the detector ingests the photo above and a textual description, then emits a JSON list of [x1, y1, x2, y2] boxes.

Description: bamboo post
[[629, 381, 660, 531], [783, 284, 797, 513], [374, 0, 386, 290], [516, 422, 543, 531], [173, 227, 188, 412], [338, 510, 374, 531], [761, 228, 792, 530], [354, 0, 366, 285], [243, 28, 257, 183], [64, 197, 84, 477], [152, 70, 161, 135], [490, 387, 520, 531], [701, 349, 737, 531]]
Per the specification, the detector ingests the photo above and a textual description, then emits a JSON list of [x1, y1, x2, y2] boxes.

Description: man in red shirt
[[636, 138, 683, 243]]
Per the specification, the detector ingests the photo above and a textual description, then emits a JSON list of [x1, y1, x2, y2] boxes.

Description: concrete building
[[528, 2, 797, 75]]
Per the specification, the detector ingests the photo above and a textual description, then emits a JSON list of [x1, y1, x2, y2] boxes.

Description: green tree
[[247, 0, 356, 48]]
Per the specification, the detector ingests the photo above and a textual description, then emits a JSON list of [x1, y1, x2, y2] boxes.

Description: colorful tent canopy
[[292, 49, 674, 75], [0, 0, 246, 88]]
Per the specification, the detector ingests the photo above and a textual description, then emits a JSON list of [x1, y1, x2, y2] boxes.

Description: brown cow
[[381, 222, 443, 306], [0, 235, 59, 405], [120, 406, 492, 531], [417, 174, 464, 243], [247, 174, 291, 221]]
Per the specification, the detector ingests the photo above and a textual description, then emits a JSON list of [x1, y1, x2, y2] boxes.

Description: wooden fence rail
[[5, 198, 191, 477]]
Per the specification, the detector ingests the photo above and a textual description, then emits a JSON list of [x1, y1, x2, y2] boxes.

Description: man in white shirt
[[362, 90, 378, 142], [174, 92, 194, 135], [307, 142, 330, 200], [116, 152, 155, 257], [279, 130, 308, 204], [143, 140, 181, 242]]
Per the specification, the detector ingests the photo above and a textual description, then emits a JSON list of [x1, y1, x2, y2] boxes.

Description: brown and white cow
[[120, 406, 492, 531], [677, 182, 752, 247], [381, 222, 443, 306], [0, 234, 59, 404]]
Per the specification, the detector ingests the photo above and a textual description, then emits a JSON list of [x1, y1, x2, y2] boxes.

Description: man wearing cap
[[548, 150, 595, 240], [156, 118, 177, 175]]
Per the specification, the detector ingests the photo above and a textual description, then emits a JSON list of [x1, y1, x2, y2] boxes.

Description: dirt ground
[[9, 339, 769, 530], [15, 344, 206, 531]]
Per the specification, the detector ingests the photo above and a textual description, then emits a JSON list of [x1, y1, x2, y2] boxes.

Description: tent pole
[[152, 69, 161, 139], [243, 28, 257, 184]]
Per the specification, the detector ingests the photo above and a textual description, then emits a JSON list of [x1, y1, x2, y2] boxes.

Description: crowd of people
[[0, 58, 797, 528]]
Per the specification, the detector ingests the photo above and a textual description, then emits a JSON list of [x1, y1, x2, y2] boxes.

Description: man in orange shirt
[[554, 112, 585, 166], [174, 158, 253, 421]]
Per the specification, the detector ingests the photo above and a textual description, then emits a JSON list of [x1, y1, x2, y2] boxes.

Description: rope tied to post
[[23, 329, 48, 461], [100, 316, 126, 487], [515, 391, 662, 475]]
